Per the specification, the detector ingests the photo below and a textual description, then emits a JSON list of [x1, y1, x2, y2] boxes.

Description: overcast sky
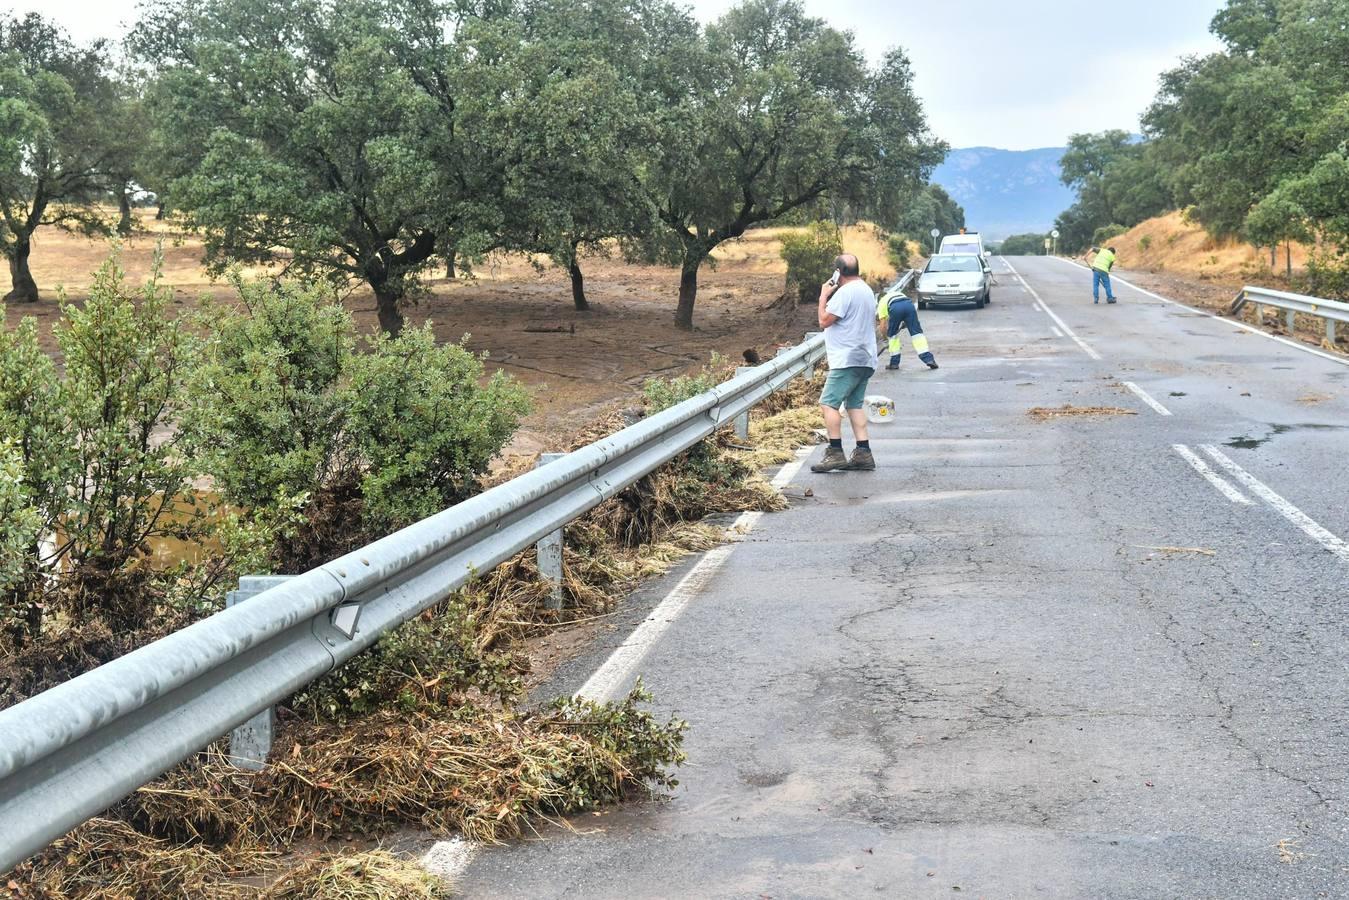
[[9, 0, 1225, 150]]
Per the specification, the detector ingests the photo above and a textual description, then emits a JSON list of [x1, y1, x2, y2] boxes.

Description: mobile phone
[[828, 269, 841, 287]]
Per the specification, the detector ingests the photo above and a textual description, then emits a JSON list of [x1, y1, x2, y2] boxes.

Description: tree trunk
[[1269, 245, 1276, 268], [445, 247, 456, 280], [155, 202, 166, 221], [117, 188, 133, 236], [4, 236, 39, 303], [569, 258, 589, 311], [372, 280, 405, 337], [674, 252, 702, 331], [1285, 241, 1292, 279]]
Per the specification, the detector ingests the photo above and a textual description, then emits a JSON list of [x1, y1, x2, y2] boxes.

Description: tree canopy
[[0, 13, 121, 302]]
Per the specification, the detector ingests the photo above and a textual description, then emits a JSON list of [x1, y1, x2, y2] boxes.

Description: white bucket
[[863, 395, 896, 424]]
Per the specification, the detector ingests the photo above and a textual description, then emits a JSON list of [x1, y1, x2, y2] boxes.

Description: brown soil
[[2, 213, 896, 456]]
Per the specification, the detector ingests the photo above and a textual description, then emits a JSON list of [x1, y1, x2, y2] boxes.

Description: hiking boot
[[926, 360, 939, 370], [811, 446, 848, 473], [844, 447, 876, 471], [885, 361, 900, 371], [1107, 298, 1117, 304]]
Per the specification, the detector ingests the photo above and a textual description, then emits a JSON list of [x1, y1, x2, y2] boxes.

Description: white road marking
[[1033, 301, 1043, 311], [1122, 381, 1173, 416], [1003, 258, 1103, 361], [418, 447, 813, 881], [1201, 445, 1349, 562], [1051, 326, 1064, 338], [576, 448, 812, 702], [1172, 444, 1250, 504], [1049, 257, 1349, 367]]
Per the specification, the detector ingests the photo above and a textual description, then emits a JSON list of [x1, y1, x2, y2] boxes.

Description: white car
[[939, 232, 985, 257], [914, 254, 992, 309]]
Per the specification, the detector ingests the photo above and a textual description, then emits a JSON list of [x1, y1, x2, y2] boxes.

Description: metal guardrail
[[1231, 285, 1349, 345], [0, 333, 826, 870]]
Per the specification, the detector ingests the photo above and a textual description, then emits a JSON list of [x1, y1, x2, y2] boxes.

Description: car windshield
[[927, 256, 982, 273]]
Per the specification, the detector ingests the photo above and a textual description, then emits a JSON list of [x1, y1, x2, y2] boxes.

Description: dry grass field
[[2, 212, 897, 454]]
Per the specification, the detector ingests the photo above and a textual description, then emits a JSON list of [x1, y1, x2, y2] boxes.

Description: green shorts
[[820, 366, 873, 410]]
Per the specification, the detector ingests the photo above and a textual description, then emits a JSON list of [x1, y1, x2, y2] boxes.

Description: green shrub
[[188, 277, 531, 567], [0, 441, 40, 633], [1138, 235, 1153, 252], [886, 234, 911, 270], [641, 353, 727, 413], [1092, 224, 1127, 247], [291, 598, 523, 720], [347, 326, 531, 533], [779, 221, 842, 304], [186, 277, 355, 512]]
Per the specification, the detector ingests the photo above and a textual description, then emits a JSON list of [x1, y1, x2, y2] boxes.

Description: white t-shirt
[[824, 280, 879, 370]]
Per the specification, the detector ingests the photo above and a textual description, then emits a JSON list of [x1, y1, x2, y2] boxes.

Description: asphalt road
[[452, 256, 1349, 899]]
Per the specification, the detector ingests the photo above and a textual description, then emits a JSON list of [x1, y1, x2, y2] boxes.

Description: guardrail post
[[535, 453, 566, 610], [224, 575, 292, 771], [733, 367, 754, 440], [1286, 309, 1296, 333], [1252, 301, 1262, 325], [1328, 319, 1337, 345]]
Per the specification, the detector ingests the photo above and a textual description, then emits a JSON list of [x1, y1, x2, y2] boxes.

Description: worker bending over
[[877, 283, 939, 371]]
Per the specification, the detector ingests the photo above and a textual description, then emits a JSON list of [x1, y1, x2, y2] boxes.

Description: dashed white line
[[1003, 258, 1102, 361], [1032, 301, 1042, 310], [1201, 445, 1349, 562], [1049, 257, 1349, 368], [576, 447, 811, 702], [1050, 325, 1064, 338], [1122, 381, 1173, 416], [1172, 445, 1250, 504]]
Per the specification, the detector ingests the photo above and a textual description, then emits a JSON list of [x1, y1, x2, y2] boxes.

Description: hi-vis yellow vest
[[1093, 248, 1116, 272]]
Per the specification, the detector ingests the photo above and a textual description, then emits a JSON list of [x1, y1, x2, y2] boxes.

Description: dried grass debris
[[260, 850, 448, 900], [1027, 405, 1138, 421]]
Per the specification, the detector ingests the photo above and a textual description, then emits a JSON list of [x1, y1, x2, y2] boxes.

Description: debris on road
[[1136, 546, 1217, 557], [1027, 405, 1137, 421]]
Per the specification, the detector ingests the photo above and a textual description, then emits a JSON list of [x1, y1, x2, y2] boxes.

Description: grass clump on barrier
[[260, 850, 450, 900]]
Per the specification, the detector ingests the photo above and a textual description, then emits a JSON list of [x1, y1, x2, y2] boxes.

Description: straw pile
[[260, 851, 449, 899], [1028, 405, 1138, 421]]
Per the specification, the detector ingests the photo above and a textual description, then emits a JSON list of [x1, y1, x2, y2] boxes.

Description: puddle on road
[[1224, 422, 1347, 449]]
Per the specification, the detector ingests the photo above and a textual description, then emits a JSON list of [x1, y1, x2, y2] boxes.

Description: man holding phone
[[812, 253, 878, 473]]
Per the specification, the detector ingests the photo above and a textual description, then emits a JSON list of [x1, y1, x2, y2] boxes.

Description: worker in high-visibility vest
[[1085, 245, 1118, 304], [876, 285, 938, 371]]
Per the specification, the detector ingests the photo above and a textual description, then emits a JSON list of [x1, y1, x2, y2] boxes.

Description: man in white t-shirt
[[811, 253, 878, 473]]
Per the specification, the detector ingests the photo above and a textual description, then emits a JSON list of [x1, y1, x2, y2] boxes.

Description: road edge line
[[1047, 256, 1349, 367]]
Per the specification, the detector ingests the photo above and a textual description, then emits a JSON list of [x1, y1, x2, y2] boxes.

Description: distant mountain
[[932, 146, 1074, 242]]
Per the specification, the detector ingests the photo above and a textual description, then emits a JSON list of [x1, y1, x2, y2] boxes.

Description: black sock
[[829, 438, 843, 450], [856, 440, 870, 450]]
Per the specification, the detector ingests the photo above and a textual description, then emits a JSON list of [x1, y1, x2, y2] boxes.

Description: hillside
[[1110, 211, 1313, 285], [932, 146, 1073, 241]]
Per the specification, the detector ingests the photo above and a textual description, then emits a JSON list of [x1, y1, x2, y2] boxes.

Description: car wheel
[[918, 300, 928, 310], [975, 295, 985, 309], [984, 289, 992, 304]]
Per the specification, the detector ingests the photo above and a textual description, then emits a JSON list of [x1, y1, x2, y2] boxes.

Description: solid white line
[[1050, 256, 1349, 367], [1003, 258, 1103, 361], [1050, 325, 1064, 338], [575, 449, 811, 703], [1201, 445, 1349, 562], [1122, 381, 1173, 416], [1172, 444, 1250, 504], [416, 447, 813, 881]]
